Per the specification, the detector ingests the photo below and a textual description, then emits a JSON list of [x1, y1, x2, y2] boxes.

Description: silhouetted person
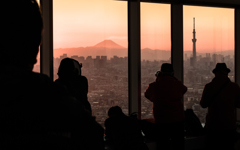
[[145, 63, 187, 150], [104, 106, 149, 150], [184, 108, 204, 136], [55, 58, 92, 114], [0, 1, 104, 149], [200, 63, 240, 150]]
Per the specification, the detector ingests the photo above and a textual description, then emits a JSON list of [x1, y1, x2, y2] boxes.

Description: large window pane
[[141, 3, 171, 119], [183, 6, 234, 124], [53, 0, 128, 127]]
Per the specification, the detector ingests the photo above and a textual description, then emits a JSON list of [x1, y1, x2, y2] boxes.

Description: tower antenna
[[191, 17, 197, 68], [193, 17, 195, 29]]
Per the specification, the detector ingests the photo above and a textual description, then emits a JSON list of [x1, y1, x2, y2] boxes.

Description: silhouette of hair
[[58, 58, 82, 79], [0, 0, 43, 66], [161, 63, 174, 73], [108, 106, 124, 117]]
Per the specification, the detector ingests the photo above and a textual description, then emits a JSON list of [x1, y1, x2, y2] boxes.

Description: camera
[[155, 71, 160, 77]]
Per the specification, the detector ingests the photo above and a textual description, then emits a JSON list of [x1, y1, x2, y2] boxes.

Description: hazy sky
[[53, 0, 234, 53], [183, 6, 234, 53]]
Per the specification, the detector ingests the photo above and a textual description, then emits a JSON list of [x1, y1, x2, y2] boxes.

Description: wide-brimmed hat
[[212, 63, 230, 74], [160, 63, 174, 73]]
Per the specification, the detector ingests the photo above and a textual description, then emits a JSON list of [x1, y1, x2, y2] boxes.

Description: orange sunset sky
[[52, 0, 234, 57]]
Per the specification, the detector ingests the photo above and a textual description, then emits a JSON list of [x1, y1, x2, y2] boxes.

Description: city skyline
[[53, 39, 234, 59], [49, 49, 235, 126]]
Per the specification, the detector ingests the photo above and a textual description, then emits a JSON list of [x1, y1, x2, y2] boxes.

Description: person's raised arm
[[144, 83, 155, 102]]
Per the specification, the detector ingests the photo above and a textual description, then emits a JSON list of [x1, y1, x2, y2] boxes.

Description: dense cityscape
[[34, 52, 233, 127]]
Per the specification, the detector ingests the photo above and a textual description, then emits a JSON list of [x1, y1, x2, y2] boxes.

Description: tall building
[[191, 18, 197, 68]]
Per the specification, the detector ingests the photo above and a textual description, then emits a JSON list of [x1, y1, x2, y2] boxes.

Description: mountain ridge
[[93, 40, 126, 49], [54, 40, 234, 61]]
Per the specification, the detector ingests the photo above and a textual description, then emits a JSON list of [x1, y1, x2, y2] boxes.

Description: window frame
[[40, 0, 240, 120]]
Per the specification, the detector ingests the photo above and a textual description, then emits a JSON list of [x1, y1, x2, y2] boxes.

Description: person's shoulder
[[203, 81, 212, 87], [119, 115, 137, 125], [171, 77, 187, 87], [77, 75, 88, 81], [54, 78, 60, 83], [80, 75, 87, 79], [126, 115, 139, 124], [31, 73, 72, 97], [105, 117, 111, 125], [104, 117, 117, 127], [149, 81, 157, 86], [31, 72, 52, 84], [229, 81, 240, 89], [201, 83, 211, 91], [173, 78, 183, 84], [107, 115, 125, 123], [229, 80, 239, 86]]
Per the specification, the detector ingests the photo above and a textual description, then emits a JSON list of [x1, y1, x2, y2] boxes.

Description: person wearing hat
[[145, 63, 187, 150], [200, 63, 240, 150]]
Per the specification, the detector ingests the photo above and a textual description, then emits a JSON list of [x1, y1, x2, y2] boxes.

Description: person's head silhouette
[[1, 0, 43, 71], [160, 63, 174, 76], [212, 63, 230, 77], [108, 106, 124, 117], [57, 58, 82, 79]]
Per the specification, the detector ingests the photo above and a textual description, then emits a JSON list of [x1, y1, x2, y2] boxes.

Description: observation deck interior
[[25, 0, 240, 149]]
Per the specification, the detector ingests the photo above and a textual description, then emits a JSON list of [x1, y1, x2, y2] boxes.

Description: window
[[183, 6, 234, 124], [38, 0, 238, 125], [141, 3, 171, 119], [53, 0, 128, 127]]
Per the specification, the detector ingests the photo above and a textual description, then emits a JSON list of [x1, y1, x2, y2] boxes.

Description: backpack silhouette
[[184, 109, 205, 136]]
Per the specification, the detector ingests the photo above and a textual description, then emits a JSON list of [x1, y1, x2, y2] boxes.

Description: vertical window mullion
[[235, 8, 240, 121], [171, 4, 183, 82], [40, 0, 53, 81], [128, 1, 141, 118]]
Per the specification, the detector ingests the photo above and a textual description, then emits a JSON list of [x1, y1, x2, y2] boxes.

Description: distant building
[[71, 55, 79, 61], [185, 54, 188, 60], [191, 18, 197, 68], [96, 56, 100, 60], [60, 54, 67, 60], [78, 56, 85, 64], [86, 56, 92, 60], [206, 53, 210, 58], [86, 56, 94, 67], [212, 54, 224, 63], [101, 56, 107, 61]]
